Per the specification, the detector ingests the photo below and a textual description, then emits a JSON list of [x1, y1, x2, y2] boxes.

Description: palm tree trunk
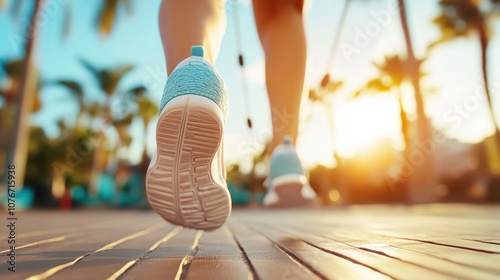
[[398, 88, 411, 172], [324, 99, 349, 204], [89, 102, 112, 195], [3, 0, 43, 189], [398, 0, 436, 203], [478, 20, 500, 176]]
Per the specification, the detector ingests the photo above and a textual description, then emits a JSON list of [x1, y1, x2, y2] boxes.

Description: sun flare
[[298, 95, 401, 166]]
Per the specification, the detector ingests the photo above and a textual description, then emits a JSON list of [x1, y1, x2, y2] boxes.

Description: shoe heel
[[146, 95, 231, 231]]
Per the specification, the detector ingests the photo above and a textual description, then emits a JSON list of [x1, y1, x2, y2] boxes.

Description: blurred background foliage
[[1, 0, 500, 210]]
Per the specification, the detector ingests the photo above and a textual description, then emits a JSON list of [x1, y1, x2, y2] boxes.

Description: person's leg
[[253, 0, 316, 208], [159, 0, 226, 74], [147, 0, 231, 230], [252, 0, 307, 151]]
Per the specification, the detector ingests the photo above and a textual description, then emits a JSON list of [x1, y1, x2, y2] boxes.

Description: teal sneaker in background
[[146, 46, 231, 231], [263, 136, 317, 208]]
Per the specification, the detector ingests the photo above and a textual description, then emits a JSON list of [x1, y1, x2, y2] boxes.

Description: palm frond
[[430, 0, 483, 49], [52, 80, 84, 106], [96, 0, 132, 37], [1, 59, 23, 78], [127, 85, 147, 97], [324, 80, 343, 93], [136, 96, 159, 125], [79, 58, 133, 96], [96, 0, 118, 37], [79, 58, 101, 82], [106, 64, 133, 95]]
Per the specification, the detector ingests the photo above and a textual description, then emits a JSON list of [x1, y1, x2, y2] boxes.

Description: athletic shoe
[[146, 46, 231, 231], [263, 136, 316, 208]]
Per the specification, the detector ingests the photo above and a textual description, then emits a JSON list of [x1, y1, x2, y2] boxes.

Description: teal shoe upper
[[159, 46, 228, 117], [268, 136, 305, 185]]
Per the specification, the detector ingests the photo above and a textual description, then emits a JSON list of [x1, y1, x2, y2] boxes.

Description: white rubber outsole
[[146, 95, 231, 231], [264, 175, 316, 208]]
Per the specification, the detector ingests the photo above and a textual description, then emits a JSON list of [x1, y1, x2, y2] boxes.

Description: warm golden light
[[52, 174, 65, 198], [298, 95, 401, 166], [297, 103, 336, 168], [328, 189, 341, 202], [335, 95, 401, 158]]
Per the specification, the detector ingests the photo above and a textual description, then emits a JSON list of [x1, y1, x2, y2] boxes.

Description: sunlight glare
[[334, 95, 400, 158], [297, 104, 336, 168]]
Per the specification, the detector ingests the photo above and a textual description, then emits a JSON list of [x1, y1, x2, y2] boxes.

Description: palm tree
[[133, 91, 159, 163], [3, 0, 134, 190], [1, 57, 42, 188], [355, 55, 420, 184], [49, 77, 153, 197], [431, 0, 500, 173], [308, 80, 344, 155], [4, 0, 42, 189], [398, 0, 436, 203], [77, 60, 134, 194], [96, 0, 133, 36], [307, 80, 347, 203]]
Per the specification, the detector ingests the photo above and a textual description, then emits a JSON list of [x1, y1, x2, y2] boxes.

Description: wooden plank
[[50, 225, 178, 280], [304, 224, 500, 279], [120, 228, 199, 280], [282, 215, 500, 279], [0, 215, 158, 280], [404, 238, 500, 253], [392, 241, 500, 274], [227, 221, 322, 280], [359, 244, 499, 280], [184, 226, 252, 280], [249, 223, 391, 280], [0, 205, 499, 279], [0, 211, 156, 244], [265, 225, 451, 280]]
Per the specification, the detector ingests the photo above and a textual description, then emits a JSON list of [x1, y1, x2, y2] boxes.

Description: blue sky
[[1, 0, 500, 168]]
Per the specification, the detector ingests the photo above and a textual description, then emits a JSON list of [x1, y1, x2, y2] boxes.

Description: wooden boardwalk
[[1, 204, 500, 280]]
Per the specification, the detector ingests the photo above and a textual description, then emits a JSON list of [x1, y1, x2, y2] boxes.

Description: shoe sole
[[265, 179, 315, 208], [146, 95, 231, 231]]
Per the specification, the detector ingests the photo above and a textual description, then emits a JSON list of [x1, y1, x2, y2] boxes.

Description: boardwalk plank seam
[[0, 235, 73, 254], [387, 243, 500, 273], [380, 236, 500, 254], [467, 239, 500, 246], [287, 225, 491, 278], [24, 224, 163, 280], [261, 222, 397, 278], [356, 246, 469, 279], [174, 230, 203, 280], [107, 226, 183, 280], [264, 222, 455, 279], [285, 221, 500, 278], [247, 224, 331, 280], [224, 225, 260, 280]]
